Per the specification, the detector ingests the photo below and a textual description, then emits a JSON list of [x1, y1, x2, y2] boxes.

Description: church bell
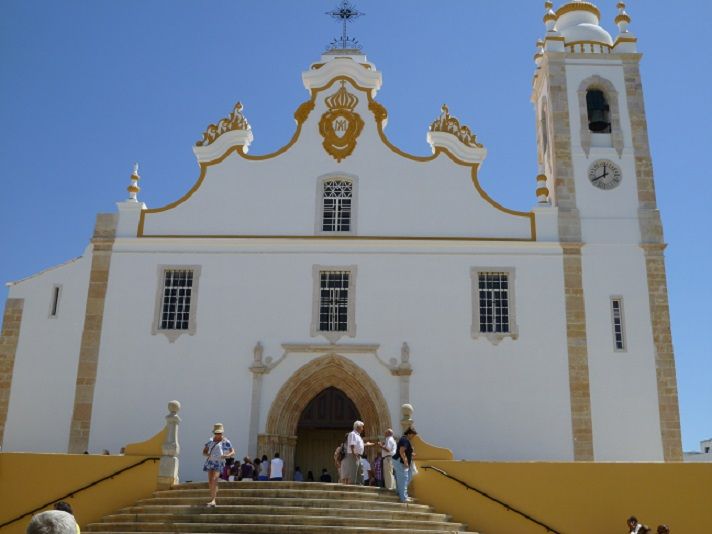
[[586, 89, 611, 133]]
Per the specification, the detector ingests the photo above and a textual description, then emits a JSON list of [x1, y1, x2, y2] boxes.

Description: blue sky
[[1, 1, 709, 452]]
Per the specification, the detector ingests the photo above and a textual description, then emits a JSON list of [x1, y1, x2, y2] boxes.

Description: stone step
[[154, 488, 401, 502], [88, 528, 464, 534], [142, 496, 431, 513], [135, 496, 432, 512], [116, 505, 448, 522], [94, 514, 463, 530], [177, 481, 386, 494], [87, 519, 466, 532]]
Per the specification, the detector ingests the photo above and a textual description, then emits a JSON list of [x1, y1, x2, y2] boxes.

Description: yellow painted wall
[[411, 460, 712, 533], [0, 431, 165, 534], [0, 453, 159, 534]]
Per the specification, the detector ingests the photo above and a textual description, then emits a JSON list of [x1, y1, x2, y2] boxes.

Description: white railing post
[[157, 400, 181, 489]]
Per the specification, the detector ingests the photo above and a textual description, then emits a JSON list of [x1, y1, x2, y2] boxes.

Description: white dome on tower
[[555, 1, 613, 46]]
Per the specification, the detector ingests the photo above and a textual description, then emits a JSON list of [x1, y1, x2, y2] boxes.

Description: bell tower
[[532, 1, 682, 461]]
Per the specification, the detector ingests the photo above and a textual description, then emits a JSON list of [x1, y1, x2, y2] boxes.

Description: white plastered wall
[[88, 239, 572, 481], [3, 253, 91, 452]]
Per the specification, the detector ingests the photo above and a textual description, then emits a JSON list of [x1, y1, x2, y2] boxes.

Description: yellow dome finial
[[615, 1, 632, 32], [127, 163, 140, 201]]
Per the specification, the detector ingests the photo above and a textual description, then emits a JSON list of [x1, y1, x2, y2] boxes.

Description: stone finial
[[534, 39, 545, 68], [615, 2, 631, 33], [536, 174, 550, 204], [400, 403, 414, 432], [400, 342, 410, 365], [127, 163, 140, 202], [158, 400, 181, 489], [253, 342, 264, 364], [543, 1, 557, 31]]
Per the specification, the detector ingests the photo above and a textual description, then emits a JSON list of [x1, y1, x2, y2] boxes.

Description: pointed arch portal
[[257, 354, 392, 480]]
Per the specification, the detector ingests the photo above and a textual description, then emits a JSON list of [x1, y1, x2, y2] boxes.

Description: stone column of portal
[[393, 343, 413, 407], [158, 400, 181, 489], [248, 342, 268, 457]]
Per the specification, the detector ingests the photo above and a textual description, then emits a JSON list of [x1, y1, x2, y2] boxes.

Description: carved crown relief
[[429, 104, 483, 148], [196, 102, 251, 147], [318, 82, 365, 162]]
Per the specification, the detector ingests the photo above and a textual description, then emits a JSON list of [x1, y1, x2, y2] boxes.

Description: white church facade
[[0, 1, 682, 481]]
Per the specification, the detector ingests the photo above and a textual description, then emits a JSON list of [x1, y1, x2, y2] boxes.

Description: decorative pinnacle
[[534, 39, 545, 67], [127, 163, 140, 201], [543, 1, 557, 28], [615, 1, 632, 32], [326, 0, 364, 51]]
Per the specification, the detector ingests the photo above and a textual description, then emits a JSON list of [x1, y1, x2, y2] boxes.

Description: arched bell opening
[[586, 88, 612, 133]]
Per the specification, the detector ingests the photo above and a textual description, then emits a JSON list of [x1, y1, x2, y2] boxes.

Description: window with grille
[[159, 269, 194, 330], [319, 271, 350, 332], [311, 265, 356, 342], [471, 268, 517, 342], [478, 272, 511, 334], [611, 297, 626, 351], [322, 179, 352, 232]]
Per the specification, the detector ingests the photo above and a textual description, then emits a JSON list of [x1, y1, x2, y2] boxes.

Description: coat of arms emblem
[[318, 81, 365, 162]]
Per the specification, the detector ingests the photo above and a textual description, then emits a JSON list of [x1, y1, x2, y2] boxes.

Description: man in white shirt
[[379, 428, 397, 490], [269, 452, 284, 481], [345, 421, 365, 484]]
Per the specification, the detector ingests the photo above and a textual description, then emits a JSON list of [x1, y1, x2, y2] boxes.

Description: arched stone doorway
[[257, 354, 392, 480], [295, 387, 359, 482]]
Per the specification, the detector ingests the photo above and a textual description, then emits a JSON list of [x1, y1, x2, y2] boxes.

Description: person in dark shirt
[[393, 427, 417, 502], [319, 468, 332, 482]]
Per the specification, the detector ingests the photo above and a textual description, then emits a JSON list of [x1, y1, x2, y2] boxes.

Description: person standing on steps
[[346, 420, 375, 485], [378, 428, 397, 491], [269, 452, 284, 481], [258, 454, 269, 480], [394, 427, 417, 503], [202, 423, 234, 507], [334, 432, 349, 483]]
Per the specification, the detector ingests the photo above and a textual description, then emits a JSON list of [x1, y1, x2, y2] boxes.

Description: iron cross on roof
[[326, 0, 365, 51]]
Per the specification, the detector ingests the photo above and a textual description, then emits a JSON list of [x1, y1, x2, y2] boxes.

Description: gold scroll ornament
[[318, 81, 365, 162]]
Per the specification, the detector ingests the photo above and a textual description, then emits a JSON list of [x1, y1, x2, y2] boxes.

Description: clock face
[[588, 159, 622, 190]]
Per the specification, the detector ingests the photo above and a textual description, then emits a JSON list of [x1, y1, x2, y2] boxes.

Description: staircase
[[85, 480, 473, 533]]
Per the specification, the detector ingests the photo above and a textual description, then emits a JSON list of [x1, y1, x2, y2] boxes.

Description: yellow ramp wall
[[411, 461, 712, 533], [0, 453, 160, 534]]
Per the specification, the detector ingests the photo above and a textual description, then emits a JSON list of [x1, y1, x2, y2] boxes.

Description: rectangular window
[[478, 272, 510, 334], [322, 180, 352, 232], [471, 268, 518, 343], [49, 285, 62, 318], [611, 297, 626, 351], [319, 271, 350, 332], [160, 269, 194, 331]]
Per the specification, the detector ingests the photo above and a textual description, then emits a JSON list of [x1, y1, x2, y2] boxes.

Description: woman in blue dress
[[202, 423, 234, 507]]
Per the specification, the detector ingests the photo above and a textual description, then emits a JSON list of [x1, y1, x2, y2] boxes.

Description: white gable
[[137, 54, 534, 241]]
